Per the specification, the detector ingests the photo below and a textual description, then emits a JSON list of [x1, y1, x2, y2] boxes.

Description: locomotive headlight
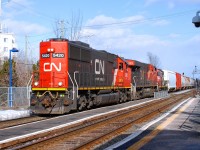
[[47, 48, 54, 53], [34, 81, 39, 86], [58, 82, 63, 86]]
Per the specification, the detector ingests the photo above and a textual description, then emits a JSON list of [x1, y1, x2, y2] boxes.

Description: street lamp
[[9, 48, 19, 107]]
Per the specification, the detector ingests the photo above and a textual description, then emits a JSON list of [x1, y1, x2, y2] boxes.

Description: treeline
[[0, 58, 39, 87]]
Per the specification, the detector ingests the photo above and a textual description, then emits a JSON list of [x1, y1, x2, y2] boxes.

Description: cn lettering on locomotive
[[43, 62, 62, 72], [95, 59, 105, 75]]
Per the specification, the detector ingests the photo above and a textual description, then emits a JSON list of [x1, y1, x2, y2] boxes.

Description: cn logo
[[95, 59, 104, 75], [44, 63, 61, 72]]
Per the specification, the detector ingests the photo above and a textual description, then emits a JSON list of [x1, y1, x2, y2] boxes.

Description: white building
[[0, 31, 17, 64], [0, 0, 18, 65]]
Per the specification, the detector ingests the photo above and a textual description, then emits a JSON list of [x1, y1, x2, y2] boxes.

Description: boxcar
[[176, 72, 182, 90], [163, 70, 176, 91]]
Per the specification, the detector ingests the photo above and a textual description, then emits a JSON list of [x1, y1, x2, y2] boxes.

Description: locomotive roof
[[47, 38, 118, 59], [126, 59, 148, 68], [49, 38, 68, 41], [69, 41, 90, 48], [48, 38, 90, 48], [119, 57, 129, 65]]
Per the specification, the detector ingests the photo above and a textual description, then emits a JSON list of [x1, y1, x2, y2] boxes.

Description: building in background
[[0, 0, 18, 65], [0, 24, 17, 65]]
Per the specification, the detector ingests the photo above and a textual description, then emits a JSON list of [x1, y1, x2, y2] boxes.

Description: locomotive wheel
[[78, 96, 87, 111], [87, 100, 93, 109], [119, 92, 127, 103], [135, 91, 141, 99]]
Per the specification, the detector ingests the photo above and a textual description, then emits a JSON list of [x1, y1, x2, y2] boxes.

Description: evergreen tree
[[0, 60, 18, 87]]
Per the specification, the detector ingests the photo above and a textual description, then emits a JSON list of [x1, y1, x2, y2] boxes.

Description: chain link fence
[[0, 87, 30, 109], [154, 90, 169, 99]]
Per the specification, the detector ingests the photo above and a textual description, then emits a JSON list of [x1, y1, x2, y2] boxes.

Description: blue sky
[[1, 0, 200, 77]]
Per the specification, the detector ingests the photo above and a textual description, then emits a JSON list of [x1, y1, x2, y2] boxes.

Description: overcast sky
[[1, 0, 200, 77]]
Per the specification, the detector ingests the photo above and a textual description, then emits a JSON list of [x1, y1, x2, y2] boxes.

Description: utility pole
[[86, 34, 94, 44], [193, 66, 200, 77], [25, 35, 28, 75], [0, 0, 2, 33], [58, 20, 66, 38], [0, 0, 1, 63], [0, 0, 2, 16], [192, 66, 200, 96]]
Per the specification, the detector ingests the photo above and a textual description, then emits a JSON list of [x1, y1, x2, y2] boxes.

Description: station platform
[[106, 97, 200, 150]]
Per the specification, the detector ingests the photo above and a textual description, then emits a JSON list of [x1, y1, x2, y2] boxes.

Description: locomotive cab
[[31, 38, 72, 114]]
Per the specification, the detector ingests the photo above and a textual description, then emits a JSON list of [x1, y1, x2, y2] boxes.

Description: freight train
[[30, 38, 195, 114]]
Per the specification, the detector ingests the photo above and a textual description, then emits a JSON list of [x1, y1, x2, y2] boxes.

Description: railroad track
[[1, 91, 193, 150], [0, 116, 51, 129]]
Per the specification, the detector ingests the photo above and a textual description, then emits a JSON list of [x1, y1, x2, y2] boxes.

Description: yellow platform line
[[128, 98, 194, 150]]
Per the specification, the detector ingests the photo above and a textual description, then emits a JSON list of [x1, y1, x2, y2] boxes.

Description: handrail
[[27, 75, 33, 107], [74, 71, 79, 98], [27, 74, 33, 87], [67, 71, 75, 100]]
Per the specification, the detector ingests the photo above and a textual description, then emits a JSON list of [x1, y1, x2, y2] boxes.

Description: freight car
[[163, 70, 195, 91], [163, 70, 176, 91], [176, 72, 182, 90]]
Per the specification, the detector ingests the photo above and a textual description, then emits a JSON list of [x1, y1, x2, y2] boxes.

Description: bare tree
[[15, 50, 34, 86], [53, 19, 60, 38], [69, 10, 83, 40], [147, 52, 161, 68], [53, 10, 83, 40], [53, 19, 67, 38]]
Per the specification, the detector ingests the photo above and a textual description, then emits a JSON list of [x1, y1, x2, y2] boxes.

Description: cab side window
[[119, 62, 123, 70]]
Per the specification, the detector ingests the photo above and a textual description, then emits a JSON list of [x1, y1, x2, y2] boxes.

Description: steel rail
[[9, 91, 192, 150]]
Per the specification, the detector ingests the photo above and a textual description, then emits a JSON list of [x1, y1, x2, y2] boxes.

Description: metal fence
[[0, 87, 30, 109], [154, 90, 169, 99]]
